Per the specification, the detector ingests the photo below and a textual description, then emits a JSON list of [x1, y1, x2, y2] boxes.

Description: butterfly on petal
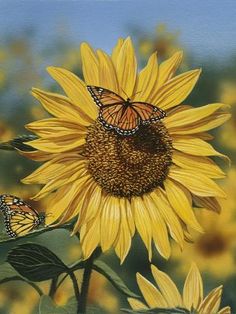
[[87, 86, 166, 135], [0, 194, 45, 238]]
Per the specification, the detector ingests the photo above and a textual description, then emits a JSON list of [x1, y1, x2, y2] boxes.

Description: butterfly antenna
[[121, 88, 130, 99], [132, 90, 142, 97]]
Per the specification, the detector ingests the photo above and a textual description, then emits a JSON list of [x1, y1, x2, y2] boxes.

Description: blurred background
[[0, 1, 236, 313]]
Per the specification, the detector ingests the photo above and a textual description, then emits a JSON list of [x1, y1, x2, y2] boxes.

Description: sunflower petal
[[115, 37, 137, 98], [173, 136, 228, 159], [152, 69, 201, 110], [198, 286, 222, 314], [164, 103, 229, 129], [150, 189, 184, 248], [127, 298, 148, 310], [164, 178, 203, 232], [100, 196, 121, 252], [31, 88, 92, 125], [112, 38, 125, 64], [131, 197, 152, 260], [80, 42, 99, 85], [133, 52, 158, 102], [136, 273, 168, 308], [172, 151, 225, 179], [218, 306, 231, 314], [155, 51, 183, 89], [115, 198, 132, 263], [151, 265, 182, 307], [168, 168, 226, 198], [143, 195, 171, 259], [193, 195, 222, 213], [47, 66, 97, 120], [183, 263, 203, 310], [97, 49, 119, 93]]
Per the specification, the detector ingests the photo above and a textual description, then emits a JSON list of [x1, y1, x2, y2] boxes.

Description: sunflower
[[127, 263, 231, 314], [172, 168, 236, 278], [22, 37, 230, 262]]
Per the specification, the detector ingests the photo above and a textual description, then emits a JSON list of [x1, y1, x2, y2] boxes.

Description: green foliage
[[39, 296, 77, 314], [7, 243, 69, 281]]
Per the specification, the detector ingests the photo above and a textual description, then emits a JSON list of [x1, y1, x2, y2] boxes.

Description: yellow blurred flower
[[22, 37, 229, 263], [220, 81, 236, 106], [0, 120, 14, 142], [128, 263, 231, 314], [172, 168, 236, 278]]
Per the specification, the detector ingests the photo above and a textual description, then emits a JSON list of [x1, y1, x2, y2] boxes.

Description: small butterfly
[[87, 86, 166, 135], [0, 194, 45, 238]]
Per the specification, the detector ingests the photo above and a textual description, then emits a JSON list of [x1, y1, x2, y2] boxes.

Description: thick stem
[[69, 271, 81, 312], [48, 276, 58, 298], [77, 249, 101, 314]]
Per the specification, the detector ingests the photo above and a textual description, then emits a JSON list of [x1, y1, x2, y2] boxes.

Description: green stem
[[0, 276, 43, 296], [69, 271, 81, 313], [49, 276, 58, 298], [77, 248, 101, 314]]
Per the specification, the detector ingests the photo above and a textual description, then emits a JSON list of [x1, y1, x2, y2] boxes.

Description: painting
[[0, 1, 235, 313]]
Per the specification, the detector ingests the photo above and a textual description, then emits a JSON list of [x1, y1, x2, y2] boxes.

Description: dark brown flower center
[[196, 232, 228, 257], [82, 120, 172, 198]]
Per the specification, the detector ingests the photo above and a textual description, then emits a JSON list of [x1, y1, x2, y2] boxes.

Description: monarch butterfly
[[87, 86, 166, 135], [0, 194, 45, 238]]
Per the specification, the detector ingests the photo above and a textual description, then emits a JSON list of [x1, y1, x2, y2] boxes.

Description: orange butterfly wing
[[131, 102, 166, 123], [87, 86, 166, 135]]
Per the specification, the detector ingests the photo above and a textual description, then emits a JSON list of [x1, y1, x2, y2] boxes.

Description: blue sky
[[0, 0, 236, 59]]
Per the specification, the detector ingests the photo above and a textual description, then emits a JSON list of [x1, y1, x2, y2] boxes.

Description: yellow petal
[[172, 136, 227, 159], [115, 37, 137, 98], [19, 150, 54, 162], [183, 263, 203, 310], [152, 69, 201, 110], [80, 42, 99, 85], [47, 66, 97, 120], [97, 49, 119, 93], [115, 198, 132, 263], [155, 51, 183, 90], [218, 306, 231, 314], [133, 52, 158, 102], [131, 197, 152, 260], [143, 195, 171, 259], [172, 151, 225, 179], [151, 264, 182, 307], [193, 195, 221, 214], [164, 103, 229, 129], [26, 118, 87, 138], [168, 167, 226, 198], [75, 184, 102, 228], [31, 88, 92, 125], [27, 136, 85, 153], [150, 189, 184, 247], [198, 286, 222, 314], [112, 38, 124, 64], [125, 198, 135, 237], [127, 298, 148, 310], [100, 196, 120, 252], [168, 112, 230, 135], [136, 273, 168, 308], [164, 178, 203, 232]]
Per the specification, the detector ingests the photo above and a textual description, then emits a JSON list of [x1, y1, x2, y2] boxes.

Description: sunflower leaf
[[93, 260, 140, 299], [39, 295, 77, 314], [7, 243, 69, 281], [0, 134, 37, 151]]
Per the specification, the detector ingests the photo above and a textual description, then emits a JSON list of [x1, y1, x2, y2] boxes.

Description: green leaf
[[0, 134, 37, 151], [93, 260, 140, 299], [7, 243, 69, 281], [39, 296, 78, 314]]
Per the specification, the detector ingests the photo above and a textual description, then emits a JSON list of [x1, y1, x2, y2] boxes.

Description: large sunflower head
[[128, 263, 231, 314], [22, 37, 230, 262]]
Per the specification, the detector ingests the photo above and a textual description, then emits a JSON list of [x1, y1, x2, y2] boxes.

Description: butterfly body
[[0, 194, 45, 238], [87, 86, 166, 136]]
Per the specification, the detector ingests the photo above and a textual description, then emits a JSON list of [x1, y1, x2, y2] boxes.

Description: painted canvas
[[0, 1, 235, 313]]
